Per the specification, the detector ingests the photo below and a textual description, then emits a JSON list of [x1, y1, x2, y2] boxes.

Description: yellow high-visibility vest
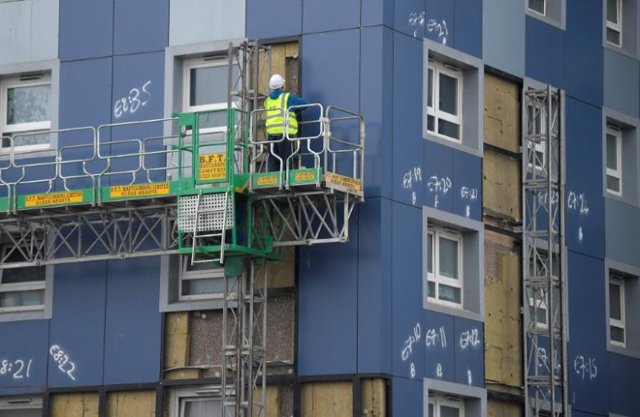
[[264, 92, 298, 136]]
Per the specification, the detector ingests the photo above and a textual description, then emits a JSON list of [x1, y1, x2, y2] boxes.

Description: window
[[179, 256, 225, 301], [427, 228, 463, 308], [527, 288, 549, 329], [427, 60, 463, 142], [524, 87, 560, 178], [171, 388, 221, 417], [0, 246, 46, 313], [0, 396, 42, 417], [526, 0, 565, 27], [609, 271, 626, 347], [606, 125, 623, 195], [428, 395, 464, 417], [0, 73, 52, 152], [529, 0, 546, 15], [606, 0, 623, 46]]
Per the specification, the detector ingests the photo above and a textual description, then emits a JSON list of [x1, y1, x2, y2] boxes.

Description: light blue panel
[[423, 140, 454, 213], [298, 211, 359, 375], [605, 199, 640, 268], [48, 262, 107, 387], [361, 26, 393, 198], [393, 33, 424, 206], [424, 0, 454, 46], [358, 198, 392, 374], [302, 0, 359, 33], [393, 377, 423, 416], [392, 202, 424, 380], [609, 352, 640, 416], [454, 317, 483, 387], [483, 0, 525, 76], [362, 0, 393, 27], [170, 0, 244, 46], [59, 0, 112, 61], [114, 0, 168, 55], [394, 0, 426, 39], [603, 49, 640, 118], [452, 152, 482, 221], [0, 321, 48, 395], [525, 16, 564, 87], [103, 257, 162, 385], [246, 0, 301, 39], [567, 252, 609, 415], [564, 98, 605, 258], [423, 310, 455, 381], [454, 0, 482, 58], [0, 0, 58, 65]]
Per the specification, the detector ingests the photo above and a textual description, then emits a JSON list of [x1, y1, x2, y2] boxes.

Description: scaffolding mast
[[522, 86, 568, 417]]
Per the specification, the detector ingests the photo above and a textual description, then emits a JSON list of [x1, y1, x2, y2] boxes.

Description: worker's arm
[[287, 93, 307, 108]]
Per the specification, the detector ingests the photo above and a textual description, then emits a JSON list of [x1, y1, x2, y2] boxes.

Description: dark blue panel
[[48, 262, 107, 387], [568, 252, 609, 414], [361, 26, 393, 198], [605, 200, 640, 268], [393, 33, 424, 206], [452, 152, 482, 221], [246, 0, 301, 39], [358, 198, 392, 374], [423, 310, 455, 381], [112, 52, 164, 123], [395, 0, 426, 38], [114, 0, 168, 55], [571, 410, 607, 417], [525, 17, 564, 87], [301, 30, 359, 110], [392, 377, 423, 417], [362, 0, 393, 27], [0, 321, 48, 395], [302, 0, 359, 33], [565, 98, 605, 258], [298, 210, 359, 375], [424, 0, 454, 46], [59, 0, 113, 61], [609, 352, 640, 416], [564, 0, 603, 106], [392, 202, 424, 379], [103, 257, 161, 385], [424, 141, 454, 213], [454, 0, 482, 58], [454, 317, 484, 387]]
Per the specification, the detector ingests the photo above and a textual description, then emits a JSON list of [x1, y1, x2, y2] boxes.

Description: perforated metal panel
[[178, 193, 234, 232]]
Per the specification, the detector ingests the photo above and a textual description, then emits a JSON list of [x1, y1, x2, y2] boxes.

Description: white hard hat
[[269, 74, 285, 90]]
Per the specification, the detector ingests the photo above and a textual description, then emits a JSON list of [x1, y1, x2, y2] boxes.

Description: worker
[[264, 73, 307, 171]]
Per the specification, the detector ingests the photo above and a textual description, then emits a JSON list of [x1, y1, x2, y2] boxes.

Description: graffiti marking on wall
[[114, 80, 151, 119], [574, 355, 598, 381], [0, 358, 33, 380], [459, 328, 481, 350], [427, 175, 452, 208], [49, 345, 77, 381], [402, 167, 423, 205], [401, 323, 421, 378], [425, 326, 447, 349]]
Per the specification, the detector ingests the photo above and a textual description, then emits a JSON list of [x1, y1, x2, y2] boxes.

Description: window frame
[[606, 124, 623, 196], [426, 60, 463, 143], [428, 395, 465, 417], [609, 273, 626, 347], [171, 387, 222, 417], [0, 74, 52, 153], [527, 288, 549, 330], [528, 0, 546, 16], [606, 0, 623, 47], [426, 227, 464, 309], [178, 255, 225, 302], [0, 245, 47, 314]]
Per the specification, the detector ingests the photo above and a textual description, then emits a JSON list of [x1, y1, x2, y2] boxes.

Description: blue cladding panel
[[424, 141, 454, 212], [112, 52, 164, 123], [362, 0, 393, 27], [246, 0, 301, 39], [564, 0, 602, 106], [59, 0, 113, 61], [361, 26, 393, 198], [103, 258, 161, 385], [525, 17, 564, 87], [395, 0, 426, 38], [358, 198, 392, 374], [393, 34, 424, 206], [571, 411, 607, 417], [114, 0, 168, 55], [424, 0, 454, 46], [423, 311, 454, 381], [0, 321, 48, 395], [392, 203, 424, 380], [454, 0, 482, 58], [452, 152, 482, 221], [483, 0, 525, 77], [567, 252, 609, 414], [298, 211, 359, 375], [604, 49, 640, 118], [302, 0, 359, 33], [393, 377, 423, 417], [609, 353, 640, 416], [454, 317, 484, 387], [564, 98, 605, 258], [605, 199, 640, 268], [48, 263, 107, 388]]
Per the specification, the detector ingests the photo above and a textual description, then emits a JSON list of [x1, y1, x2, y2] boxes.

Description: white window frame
[[171, 387, 222, 417], [178, 255, 225, 302], [528, 288, 549, 330], [609, 273, 626, 347], [182, 57, 230, 135], [606, 0, 623, 47], [606, 125, 623, 196], [0, 245, 46, 314], [0, 74, 52, 153], [428, 395, 464, 417], [528, 0, 546, 16], [427, 60, 463, 143], [0, 397, 42, 414], [426, 227, 464, 309]]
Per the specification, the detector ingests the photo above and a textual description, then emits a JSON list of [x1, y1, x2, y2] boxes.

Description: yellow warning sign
[[199, 153, 227, 180], [256, 175, 278, 186], [325, 172, 362, 193], [110, 183, 170, 198], [294, 172, 316, 182], [25, 191, 84, 208]]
